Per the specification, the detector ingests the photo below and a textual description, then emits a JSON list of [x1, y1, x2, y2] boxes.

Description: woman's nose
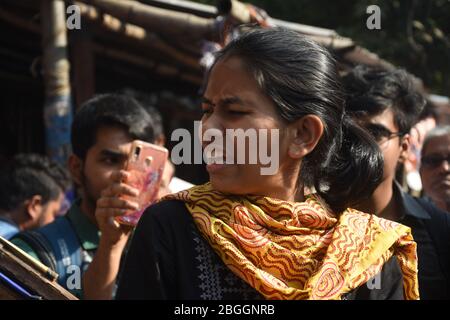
[[201, 111, 224, 133]]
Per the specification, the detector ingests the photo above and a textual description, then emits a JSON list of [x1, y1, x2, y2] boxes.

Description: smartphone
[[115, 140, 168, 226]]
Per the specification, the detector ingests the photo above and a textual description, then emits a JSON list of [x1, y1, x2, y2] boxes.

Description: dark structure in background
[[0, 0, 448, 185]]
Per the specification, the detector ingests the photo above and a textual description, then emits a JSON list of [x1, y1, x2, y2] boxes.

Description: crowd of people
[[1, 27, 449, 300]]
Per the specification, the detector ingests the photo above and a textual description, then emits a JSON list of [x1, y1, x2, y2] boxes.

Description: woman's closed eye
[[228, 109, 249, 115]]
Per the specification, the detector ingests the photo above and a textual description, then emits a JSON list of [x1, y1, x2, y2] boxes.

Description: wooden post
[[75, 0, 219, 41], [71, 24, 95, 109], [41, 0, 73, 165]]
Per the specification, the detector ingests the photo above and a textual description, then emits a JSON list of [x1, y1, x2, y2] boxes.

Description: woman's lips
[[205, 155, 227, 173], [206, 162, 226, 173]]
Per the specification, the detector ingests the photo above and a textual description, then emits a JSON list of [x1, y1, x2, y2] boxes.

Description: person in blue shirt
[[0, 153, 70, 239]]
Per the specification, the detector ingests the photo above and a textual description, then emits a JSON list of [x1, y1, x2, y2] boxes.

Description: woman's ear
[[398, 134, 411, 164], [68, 154, 83, 186], [288, 115, 324, 159]]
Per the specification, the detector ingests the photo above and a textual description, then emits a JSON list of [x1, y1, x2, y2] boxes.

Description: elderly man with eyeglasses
[[420, 126, 450, 213]]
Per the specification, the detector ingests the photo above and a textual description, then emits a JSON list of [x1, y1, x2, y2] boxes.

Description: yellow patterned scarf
[[164, 183, 419, 300]]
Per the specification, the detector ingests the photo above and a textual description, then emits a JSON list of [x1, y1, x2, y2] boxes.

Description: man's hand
[[83, 170, 140, 300], [95, 170, 139, 247]]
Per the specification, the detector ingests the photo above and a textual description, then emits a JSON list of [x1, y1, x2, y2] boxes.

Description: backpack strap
[[14, 216, 83, 290], [13, 230, 58, 272], [35, 217, 83, 289]]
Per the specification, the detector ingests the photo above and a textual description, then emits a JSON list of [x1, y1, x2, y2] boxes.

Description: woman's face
[[201, 56, 298, 197]]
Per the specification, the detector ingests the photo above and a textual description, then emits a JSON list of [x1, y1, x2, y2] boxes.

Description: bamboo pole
[[76, 2, 201, 71], [145, 0, 355, 49], [92, 43, 203, 86], [71, 26, 95, 109], [75, 0, 219, 41], [41, 0, 73, 165], [0, 0, 395, 73], [0, 5, 201, 73], [0, 6, 203, 85], [0, 8, 40, 34]]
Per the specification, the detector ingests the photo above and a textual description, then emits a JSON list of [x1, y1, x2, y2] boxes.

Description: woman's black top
[[115, 200, 405, 300]]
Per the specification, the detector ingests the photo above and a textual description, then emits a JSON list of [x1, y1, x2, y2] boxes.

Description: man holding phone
[[10, 94, 156, 298]]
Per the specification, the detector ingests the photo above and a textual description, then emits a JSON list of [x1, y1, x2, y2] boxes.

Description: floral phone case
[[115, 141, 168, 226]]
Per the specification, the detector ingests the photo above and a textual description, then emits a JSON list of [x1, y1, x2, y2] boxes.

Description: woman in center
[[114, 28, 419, 300]]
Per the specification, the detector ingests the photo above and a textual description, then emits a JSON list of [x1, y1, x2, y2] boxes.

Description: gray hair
[[422, 125, 450, 156]]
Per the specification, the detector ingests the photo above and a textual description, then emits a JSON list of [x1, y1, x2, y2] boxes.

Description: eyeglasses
[[421, 154, 450, 169], [364, 124, 404, 144]]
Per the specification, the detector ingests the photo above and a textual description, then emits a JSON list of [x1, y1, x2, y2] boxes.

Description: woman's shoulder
[[136, 199, 195, 251], [142, 199, 191, 225]]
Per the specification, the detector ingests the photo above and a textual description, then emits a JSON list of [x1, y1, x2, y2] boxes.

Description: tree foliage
[[195, 0, 450, 95]]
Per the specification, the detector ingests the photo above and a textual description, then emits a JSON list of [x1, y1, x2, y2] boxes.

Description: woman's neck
[[264, 185, 305, 202], [260, 162, 304, 202]]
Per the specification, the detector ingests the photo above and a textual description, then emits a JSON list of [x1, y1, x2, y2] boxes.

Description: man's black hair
[[119, 88, 164, 138], [342, 65, 426, 134], [13, 153, 71, 193], [419, 99, 439, 121], [142, 105, 164, 138], [0, 154, 63, 212], [71, 93, 155, 159]]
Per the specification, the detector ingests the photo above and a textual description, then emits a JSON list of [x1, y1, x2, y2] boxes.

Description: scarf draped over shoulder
[[163, 183, 419, 300]]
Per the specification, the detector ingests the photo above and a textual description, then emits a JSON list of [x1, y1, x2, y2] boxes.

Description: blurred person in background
[[0, 153, 70, 239], [403, 101, 438, 194], [420, 126, 450, 213], [343, 65, 450, 299]]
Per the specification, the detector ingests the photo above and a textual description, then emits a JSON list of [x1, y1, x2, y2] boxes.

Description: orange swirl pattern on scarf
[[163, 183, 419, 300]]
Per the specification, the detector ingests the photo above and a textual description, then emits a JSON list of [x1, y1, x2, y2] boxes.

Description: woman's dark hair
[[213, 28, 384, 213], [71, 93, 155, 159]]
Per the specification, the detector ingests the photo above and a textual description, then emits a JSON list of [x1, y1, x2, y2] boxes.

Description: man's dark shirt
[[394, 183, 450, 299]]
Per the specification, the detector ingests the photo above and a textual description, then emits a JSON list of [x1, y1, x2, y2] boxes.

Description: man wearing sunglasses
[[420, 126, 450, 213], [343, 66, 450, 300]]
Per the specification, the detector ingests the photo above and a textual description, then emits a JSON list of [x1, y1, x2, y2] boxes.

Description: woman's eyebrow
[[201, 96, 245, 107], [220, 96, 245, 107]]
